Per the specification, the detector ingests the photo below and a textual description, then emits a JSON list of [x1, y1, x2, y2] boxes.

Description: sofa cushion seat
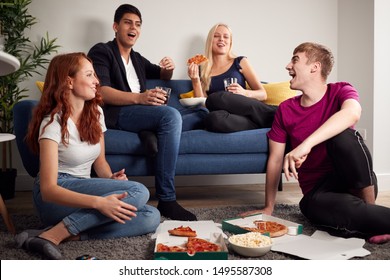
[[179, 128, 270, 154], [105, 128, 270, 156], [104, 129, 143, 155]]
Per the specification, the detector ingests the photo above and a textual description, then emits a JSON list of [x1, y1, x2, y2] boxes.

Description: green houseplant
[[0, 0, 59, 199]]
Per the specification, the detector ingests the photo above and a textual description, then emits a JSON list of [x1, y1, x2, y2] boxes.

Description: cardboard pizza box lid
[[272, 230, 370, 259]]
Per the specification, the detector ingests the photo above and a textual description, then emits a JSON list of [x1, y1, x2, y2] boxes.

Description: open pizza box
[[223, 214, 370, 259], [222, 213, 303, 237], [151, 220, 228, 260]]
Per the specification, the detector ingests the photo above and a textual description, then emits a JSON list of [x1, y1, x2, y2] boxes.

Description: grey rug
[[1, 204, 389, 260]]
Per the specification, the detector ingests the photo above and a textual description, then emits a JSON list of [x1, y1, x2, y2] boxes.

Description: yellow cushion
[[263, 81, 297, 106], [36, 81, 44, 93], [179, 90, 194, 99]]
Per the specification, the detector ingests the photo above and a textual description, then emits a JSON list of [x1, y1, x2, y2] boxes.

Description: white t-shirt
[[122, 56, 141, 93], [38, 106, 107, 178]]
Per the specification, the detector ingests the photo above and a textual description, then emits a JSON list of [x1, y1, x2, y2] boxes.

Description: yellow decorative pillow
[[36, 81, 44, 94], [179, 90, 194, 99], [263, 81, 297, 106]]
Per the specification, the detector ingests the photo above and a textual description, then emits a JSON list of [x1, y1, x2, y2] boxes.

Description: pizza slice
[[253, 220, 288, 238], [186, 237, 221, 253], [156, 243, 187, 252], [187, 54, 208, 65], [168, 226, 197, 237]]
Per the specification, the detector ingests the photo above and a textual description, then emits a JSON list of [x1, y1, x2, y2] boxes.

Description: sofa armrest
[[13, 100, 40, 178]]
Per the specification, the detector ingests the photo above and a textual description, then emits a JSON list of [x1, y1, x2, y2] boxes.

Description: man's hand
[[137, 88, 167, 105], [283, 143, 310, 180], [159, 56, 175, 71]]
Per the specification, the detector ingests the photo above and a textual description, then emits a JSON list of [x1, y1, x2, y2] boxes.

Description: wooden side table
[[0, 133, 16, 234]]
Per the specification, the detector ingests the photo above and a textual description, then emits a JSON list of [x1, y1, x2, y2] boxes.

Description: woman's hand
[[96, 193, 137, 224], [111, 168, 128, 181], [226, 83, 246, 96], [187, 62, 200, 80]]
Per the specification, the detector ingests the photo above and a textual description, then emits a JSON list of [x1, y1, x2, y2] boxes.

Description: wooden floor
[[3, 183, 390, 216]]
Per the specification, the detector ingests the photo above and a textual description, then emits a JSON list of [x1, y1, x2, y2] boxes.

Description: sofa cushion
[[180, 129, 270, 154], [104, 129, 144, 155], [179, 90, 194, 99], [263, 81, 297, 105], [36, 81, 44, 93]]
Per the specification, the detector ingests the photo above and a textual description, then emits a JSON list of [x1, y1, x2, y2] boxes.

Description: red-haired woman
[[16, 52, 160, 259]]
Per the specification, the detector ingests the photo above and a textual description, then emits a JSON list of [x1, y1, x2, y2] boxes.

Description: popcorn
[[228, 232, 272, 248]]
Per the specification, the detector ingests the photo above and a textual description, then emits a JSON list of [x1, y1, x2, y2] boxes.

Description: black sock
[[24, 236, 63, 260], [15, 229, 46, 248], [157, 201, 197, 221], [139, 130, 158, 157]]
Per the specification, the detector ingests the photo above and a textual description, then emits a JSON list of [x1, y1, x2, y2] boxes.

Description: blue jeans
[[33, 173, 160, 240], [117, 104, 181, 201]]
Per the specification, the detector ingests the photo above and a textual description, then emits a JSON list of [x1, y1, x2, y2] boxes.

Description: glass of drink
[[223, 77, 237, 92], [155, 86, 171, 105]]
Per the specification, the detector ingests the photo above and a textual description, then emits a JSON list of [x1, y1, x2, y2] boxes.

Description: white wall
[[25, 0, 338, 95], [7, 0, 389, 191], [338, 0, 390, 191], [373, 0, 390, 189], [338, 0, 374, 151]]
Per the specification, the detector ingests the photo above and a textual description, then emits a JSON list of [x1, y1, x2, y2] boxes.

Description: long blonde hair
[[201, 23, 236, 91]]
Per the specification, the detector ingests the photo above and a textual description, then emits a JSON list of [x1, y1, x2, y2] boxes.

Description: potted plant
[[0, 0, 60, 199]]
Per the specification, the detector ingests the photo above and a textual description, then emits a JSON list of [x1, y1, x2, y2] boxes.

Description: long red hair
[[26, 52, 103, 154]]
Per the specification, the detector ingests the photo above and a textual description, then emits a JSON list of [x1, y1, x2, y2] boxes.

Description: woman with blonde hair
[[16, 52, 160, 259], [188, 23, 277, 132]]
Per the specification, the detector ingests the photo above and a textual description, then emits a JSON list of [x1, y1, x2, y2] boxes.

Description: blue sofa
[[13, 79, 276, 187]]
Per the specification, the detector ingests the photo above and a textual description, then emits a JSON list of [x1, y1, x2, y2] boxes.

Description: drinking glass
[[223, 77, 238, 91], [155, 86, 171, 105]]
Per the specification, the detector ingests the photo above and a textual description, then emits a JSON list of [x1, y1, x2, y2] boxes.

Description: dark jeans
[[117, 105, 182, 201], [204, 91, 278, 132], [299, 129, 390, 238]]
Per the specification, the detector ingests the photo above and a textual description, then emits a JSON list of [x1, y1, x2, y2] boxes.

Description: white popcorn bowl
[[179, 97, 206, 107], [228, 233, 273, 257]]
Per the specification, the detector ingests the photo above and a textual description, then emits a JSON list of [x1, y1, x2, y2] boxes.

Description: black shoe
[[139, 130, 158, 157], [157, 200, 197, 221]]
